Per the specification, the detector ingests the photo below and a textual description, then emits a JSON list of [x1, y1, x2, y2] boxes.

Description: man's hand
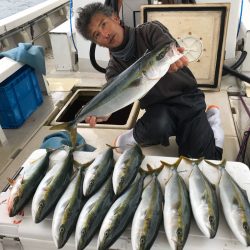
[[85, 115, 111, 127], [168, 47, 188, 73]]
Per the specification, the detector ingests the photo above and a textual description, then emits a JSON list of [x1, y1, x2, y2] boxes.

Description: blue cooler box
[[0, 65, 43, 128]]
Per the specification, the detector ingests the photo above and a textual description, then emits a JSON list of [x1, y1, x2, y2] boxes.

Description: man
[[76, 2, 224, 160]]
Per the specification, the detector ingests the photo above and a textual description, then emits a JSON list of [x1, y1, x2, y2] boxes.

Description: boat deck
[[0, 48, 249, 191]]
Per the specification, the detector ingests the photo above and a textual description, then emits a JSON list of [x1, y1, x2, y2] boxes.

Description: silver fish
[[50, 42, 183, 146], [7, 149, 50, 217], [83, 147, 114, 197], [162, 160, 191, 250], [112, 144, 143, 196], [189, 160, 219, 239], [32, 147, 73, 223], [75, 177, 114, 250], [131, 174, 163, 250], [206, 159, 250, 246], [52, 167, 85, 249], [97, 173, 144, 250]]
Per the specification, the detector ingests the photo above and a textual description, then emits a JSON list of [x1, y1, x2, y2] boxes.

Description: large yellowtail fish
[[97, 173, 144, 250], [83, 147, 114, 197], [112, 144, 143, 196], [162, 158, 191, 250], [75, 177, 115, 250], [32, 147, 73, 223], [50, 42, 183, 146], [131, 173, 163, 250], [7, 149, 50, 217], [206, 159, 250, 246], [52, 166, 86, 249], [187, 157, 219, 239]]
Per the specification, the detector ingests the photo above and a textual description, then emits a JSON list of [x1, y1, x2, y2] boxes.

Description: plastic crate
[[0, 65, 43, 128]]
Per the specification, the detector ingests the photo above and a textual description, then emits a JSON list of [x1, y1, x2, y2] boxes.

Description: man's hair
[[76, 2, 114, 40]]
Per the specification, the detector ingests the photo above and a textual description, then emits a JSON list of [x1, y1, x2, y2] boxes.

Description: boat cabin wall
[[0, 0, 69, 52]]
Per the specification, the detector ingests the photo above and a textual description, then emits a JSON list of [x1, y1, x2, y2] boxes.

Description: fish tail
[[205, 159, 227, 169], [160, 156, 182, 169], [50, 121, 77, 148], [106, 144, 118, 150], [181, 156, 204, 164], [73, 159, 94, 170], [140, 164, 164, 176]]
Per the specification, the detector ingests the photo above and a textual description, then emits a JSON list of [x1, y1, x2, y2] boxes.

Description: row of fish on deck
[[6, 143, 250, 250]]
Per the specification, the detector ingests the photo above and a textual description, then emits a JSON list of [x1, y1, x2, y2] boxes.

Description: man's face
[[88, 13, 124, 49]]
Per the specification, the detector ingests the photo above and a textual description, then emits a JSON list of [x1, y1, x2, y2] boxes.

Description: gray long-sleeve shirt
[[106, 21, 197, 109]]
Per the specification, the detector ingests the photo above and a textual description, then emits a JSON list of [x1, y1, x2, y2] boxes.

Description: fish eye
[[177, 228, 183, 238], [39, 200, 45, 208], [140, 236, 146, 245], [104, 229, 110, 239], [81, 228, 87, 237], [120, 177, 124, 184], [243, 222, 249, 231], [90, 180, 94, 187], [156, 50, 165, 60], [209, 216, 215, 225], [13, 197, 19, 203], [59, 226, 65, 234]]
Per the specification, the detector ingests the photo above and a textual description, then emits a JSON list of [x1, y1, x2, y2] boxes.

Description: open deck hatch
[[51, 88, 140, 129]]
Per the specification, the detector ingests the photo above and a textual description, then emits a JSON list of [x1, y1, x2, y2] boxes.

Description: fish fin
[[50, 122, 77, 148], [74, 159, 94, 170], [161, 157, 182, 169], [181, 156, 204, 164], [153, 164, 164, 175], [205, 159, 227, 169], [146, 164, 154, 172], [20, 175, 25, 185], [106, 144, 116, 149], [139, 168, 148, 176], [7, 178, 15, 186]]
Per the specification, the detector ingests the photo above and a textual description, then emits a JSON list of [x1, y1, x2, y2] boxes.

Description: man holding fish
[[75, 2, 224, 160]]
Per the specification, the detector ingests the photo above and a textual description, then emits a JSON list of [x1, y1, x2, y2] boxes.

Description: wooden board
[[141, 3, 230, 90]]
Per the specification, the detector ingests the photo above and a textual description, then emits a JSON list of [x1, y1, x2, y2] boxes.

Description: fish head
[[97, 228, 112, 250], [115, 176, 125, 195], [76, 228, 88, 250], [243, 221, 250, 246], [143, 42, 182, 80], [7, 196, 20, 217], [208, 215, 218, 238], [55, 224, 68, 249], [230, 208, 250, 246], [34, 199, 46, 223], [7, 178, 25, 216], [169, 227, 185, 250], [85, 178, 95, 197], [138, 235, 147, 250], [236, 219, 250, 246]]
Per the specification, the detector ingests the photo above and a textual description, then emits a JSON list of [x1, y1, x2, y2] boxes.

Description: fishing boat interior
[[0, 0, 250, 249]]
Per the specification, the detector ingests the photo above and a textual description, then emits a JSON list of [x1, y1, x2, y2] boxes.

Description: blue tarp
[[40, 131, 96, 152], [0, 43, 46, 75]]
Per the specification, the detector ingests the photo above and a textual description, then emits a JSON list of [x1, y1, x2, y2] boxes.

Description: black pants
[[134, 89, 222, 160]]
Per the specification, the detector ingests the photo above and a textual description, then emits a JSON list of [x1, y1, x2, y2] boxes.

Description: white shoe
[[114, 129, 137, 153], [206, 105, 224, 149]]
